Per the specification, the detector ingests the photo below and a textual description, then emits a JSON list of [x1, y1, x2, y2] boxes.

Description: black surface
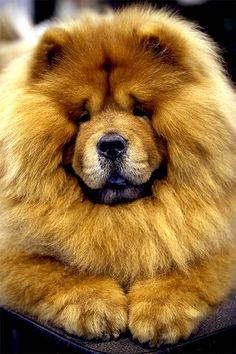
[[34, 0, 56, 24], [0, 292, 236, 354]]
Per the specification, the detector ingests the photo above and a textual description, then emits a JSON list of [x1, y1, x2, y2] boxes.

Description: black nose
[[97, 134, 127, 160]]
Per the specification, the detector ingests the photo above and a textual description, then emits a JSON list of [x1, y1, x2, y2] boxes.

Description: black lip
[[106, 172, 129, 187], [80, 179, 152, 205], [69, 163, 167, 205]]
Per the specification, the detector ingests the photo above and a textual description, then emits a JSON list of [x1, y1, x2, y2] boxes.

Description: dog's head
[[0, 6, 235, 209]]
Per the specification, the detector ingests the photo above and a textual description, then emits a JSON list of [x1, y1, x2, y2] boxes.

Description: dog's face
[[61, 66, 169, 204], [65, 103, 166, 204]]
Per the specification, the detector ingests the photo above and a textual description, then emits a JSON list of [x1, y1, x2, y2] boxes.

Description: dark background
[[33, 0, 235, 83]]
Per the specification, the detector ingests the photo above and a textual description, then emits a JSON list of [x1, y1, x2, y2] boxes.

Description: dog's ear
[[135, 22, 188, 66], [30, 27, 71, 79]]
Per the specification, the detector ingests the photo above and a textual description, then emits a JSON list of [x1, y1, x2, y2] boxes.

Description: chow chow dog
[[0, 6, 235, 347]]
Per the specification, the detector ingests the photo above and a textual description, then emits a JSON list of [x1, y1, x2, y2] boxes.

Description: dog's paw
[[43, 277, 128, 339], [128, 279, 210, 346]]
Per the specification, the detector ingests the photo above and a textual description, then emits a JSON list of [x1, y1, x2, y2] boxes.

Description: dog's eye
[[79, 110, 90, 123], [133, 106, 150, 119]]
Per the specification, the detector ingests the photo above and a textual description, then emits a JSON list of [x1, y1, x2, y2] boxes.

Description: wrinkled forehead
[[64, 45, 156, 94], [49, 50, 172, 115]]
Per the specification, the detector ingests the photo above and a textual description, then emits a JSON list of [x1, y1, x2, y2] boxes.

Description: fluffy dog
[[0, 6, 235, 346]]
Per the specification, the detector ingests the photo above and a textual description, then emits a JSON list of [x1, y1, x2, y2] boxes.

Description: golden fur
[[0, 6, 235, 346]]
